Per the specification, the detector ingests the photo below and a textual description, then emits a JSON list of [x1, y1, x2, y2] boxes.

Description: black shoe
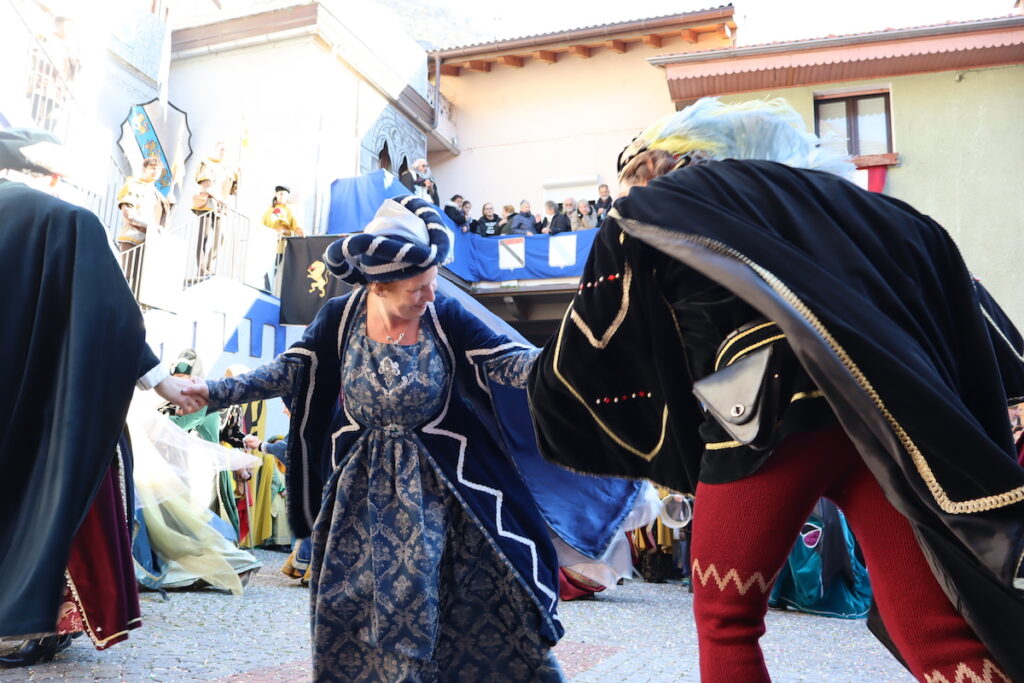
[[0, 634, 73, 668]]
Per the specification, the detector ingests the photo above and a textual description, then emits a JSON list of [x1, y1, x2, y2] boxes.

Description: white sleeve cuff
[[137, 363, 170, 390]]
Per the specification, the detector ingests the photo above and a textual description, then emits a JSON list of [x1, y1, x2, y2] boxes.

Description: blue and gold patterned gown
[[206, 294, 564, 682]]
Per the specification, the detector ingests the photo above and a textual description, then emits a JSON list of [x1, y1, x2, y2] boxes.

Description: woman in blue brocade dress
[[183, 197, 568, 682]]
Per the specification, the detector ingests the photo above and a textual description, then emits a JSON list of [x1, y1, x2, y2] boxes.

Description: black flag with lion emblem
[[279, 235, 352, 325]]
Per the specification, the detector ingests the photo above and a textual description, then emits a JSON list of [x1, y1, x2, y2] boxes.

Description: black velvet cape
[[0, 180, 156, 637], [528, 160, 1024, 676]]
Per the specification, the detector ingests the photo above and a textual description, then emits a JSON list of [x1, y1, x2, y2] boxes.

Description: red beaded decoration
[[577, 272, 623, 291], [594, 390, 654, 406]]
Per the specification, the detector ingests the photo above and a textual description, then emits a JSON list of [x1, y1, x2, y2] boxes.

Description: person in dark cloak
[[0, 128, 198, 667], [528, 98, 1024, 682], [767, 498, 872, 619]]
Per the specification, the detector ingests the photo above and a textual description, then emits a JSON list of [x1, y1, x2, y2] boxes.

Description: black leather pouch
[[692, 325, 788, 450]]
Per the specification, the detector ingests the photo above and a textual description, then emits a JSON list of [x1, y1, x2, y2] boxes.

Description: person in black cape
[[0, 128, 198, 666], [528, 98, 1024, 682]]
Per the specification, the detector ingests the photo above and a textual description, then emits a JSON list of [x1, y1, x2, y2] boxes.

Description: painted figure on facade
[[116, 156, 170, 252], [191, 140, 238, 277]]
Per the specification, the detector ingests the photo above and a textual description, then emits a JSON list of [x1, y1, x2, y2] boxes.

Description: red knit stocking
[[826, 439, 1009, 683], [691, 430, 837, 682], [690, 426, 1007, 682]]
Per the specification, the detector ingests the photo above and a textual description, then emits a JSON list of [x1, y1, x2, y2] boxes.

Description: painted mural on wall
[[360, 104, 426, 176]]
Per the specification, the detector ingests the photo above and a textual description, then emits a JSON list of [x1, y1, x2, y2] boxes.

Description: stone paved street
[[3, 549, 912, 682]]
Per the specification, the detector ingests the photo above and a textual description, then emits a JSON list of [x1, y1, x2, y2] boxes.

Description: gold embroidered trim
[[790, 390, 825, 402], [742, 257, 1024, 514], [569, 263, 633, 349], [691, 559, 774, 595], [714, 321, 776, 370], [617, 217, 1024, 515], [552, 298, 670, 462], [64, 573, 104, 647], [705, 440, 742, 451], [923, 659, 1010, 683], [720, 334, 786, 369]]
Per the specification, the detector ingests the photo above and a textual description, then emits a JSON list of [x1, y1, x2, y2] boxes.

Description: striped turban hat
[[323, 195, 453, 284]]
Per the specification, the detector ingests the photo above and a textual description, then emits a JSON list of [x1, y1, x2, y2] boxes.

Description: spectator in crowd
[[572, 199, 597, 231], [443, 194, 468, 232], [242, 410, 312, 587], [595, 183, 612, 225], [540, 200, 570, 235], [504, 200, 539, 235], [472, 202, 503, 237], [562, 197, 576, 219], [116, 156, 170, 252], [399, 157, 438, 205], [497, 204, 516, 234], [461, 199, 472, 224]]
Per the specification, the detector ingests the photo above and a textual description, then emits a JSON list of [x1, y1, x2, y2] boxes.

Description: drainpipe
[[432, 51, 441, 128]]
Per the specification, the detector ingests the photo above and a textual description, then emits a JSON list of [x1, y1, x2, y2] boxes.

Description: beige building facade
[[429, 8, 736, 209], [651, 15, 1024, 326], [431, 11, 1024, 326], [169, 1, 454, 232]]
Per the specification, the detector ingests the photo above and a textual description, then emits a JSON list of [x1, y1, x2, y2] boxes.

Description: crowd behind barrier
[[400, 158, 615, 239]]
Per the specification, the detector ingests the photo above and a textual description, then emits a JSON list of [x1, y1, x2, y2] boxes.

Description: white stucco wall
[[169, 38, 359, 233], [430, 34, 728, 210]]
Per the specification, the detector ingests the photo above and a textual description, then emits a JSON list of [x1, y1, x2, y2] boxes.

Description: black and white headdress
[[324, 195, 453, 284]]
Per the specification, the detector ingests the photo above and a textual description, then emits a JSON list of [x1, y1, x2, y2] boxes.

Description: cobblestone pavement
[[3, 549, 912, 682]]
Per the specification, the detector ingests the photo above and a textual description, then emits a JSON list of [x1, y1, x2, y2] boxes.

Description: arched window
[[377, 142, 392, 172]]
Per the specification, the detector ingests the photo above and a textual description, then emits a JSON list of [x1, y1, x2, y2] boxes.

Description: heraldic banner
[[280, 235, 351, 325]]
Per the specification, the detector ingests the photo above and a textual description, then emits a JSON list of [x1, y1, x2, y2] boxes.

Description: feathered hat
[[323, 195, 453, 284], [617, 97, 853, 179]]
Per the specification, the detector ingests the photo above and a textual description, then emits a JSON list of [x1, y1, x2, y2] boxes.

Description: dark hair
[[450, 194, 463, 202]]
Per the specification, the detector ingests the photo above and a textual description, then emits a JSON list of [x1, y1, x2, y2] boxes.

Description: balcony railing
[[118, 205, 274, 308]]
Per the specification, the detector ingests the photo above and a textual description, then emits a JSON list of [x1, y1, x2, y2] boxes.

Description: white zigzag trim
[[423, 303, 559, 612]]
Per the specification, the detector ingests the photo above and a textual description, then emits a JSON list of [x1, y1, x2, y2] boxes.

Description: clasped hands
[[154, 376, 210, 415]]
